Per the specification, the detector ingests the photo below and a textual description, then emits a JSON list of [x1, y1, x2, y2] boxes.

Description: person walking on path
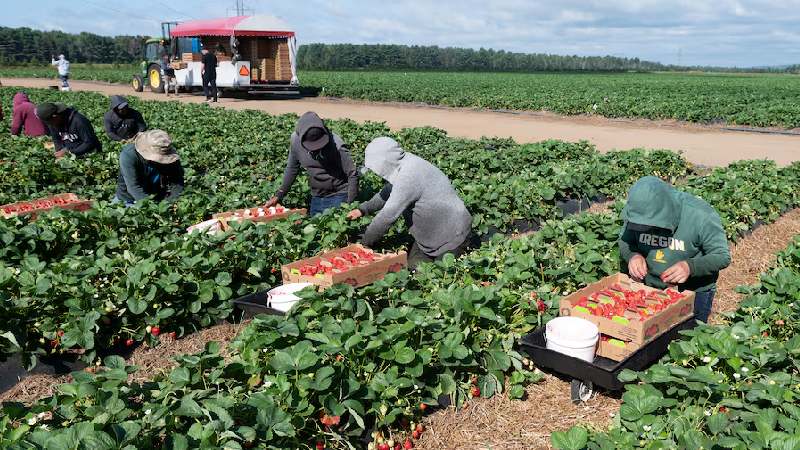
[[347, 137, 475, 269], [104, 95, 147, 141], [115, 129, 184, 206], [10, 92, 47, 137], [200, 47, 218, 102], [266, 112, 359, 215], [36, 102, 102, 159], [51, 54, 70, 90], [618, 176, 731, 323]]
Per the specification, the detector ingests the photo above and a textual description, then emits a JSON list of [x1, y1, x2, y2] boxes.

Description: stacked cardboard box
[[181, 52, 201, 63]]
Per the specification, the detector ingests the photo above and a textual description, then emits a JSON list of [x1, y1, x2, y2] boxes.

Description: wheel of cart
[[519, 317, 697, 405]]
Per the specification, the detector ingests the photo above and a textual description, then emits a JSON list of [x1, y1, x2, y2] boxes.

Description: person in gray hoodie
[[266, 111, 358, 215], [347, 137, 475, 269], [104, 96, 147, 141]]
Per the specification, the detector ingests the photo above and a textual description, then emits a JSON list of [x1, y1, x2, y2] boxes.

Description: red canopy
[[170, 15, 294, 38]]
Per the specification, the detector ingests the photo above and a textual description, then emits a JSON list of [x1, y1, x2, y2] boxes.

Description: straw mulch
[[0, 321, 247, 405]]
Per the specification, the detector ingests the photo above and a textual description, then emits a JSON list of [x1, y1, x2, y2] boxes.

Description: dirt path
[[3, 78, 799, 167]]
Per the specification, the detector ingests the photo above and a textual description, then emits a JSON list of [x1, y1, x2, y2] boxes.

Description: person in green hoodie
[[619, 176, 731, 322]]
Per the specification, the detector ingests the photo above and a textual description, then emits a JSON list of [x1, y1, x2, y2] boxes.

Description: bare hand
[[264, 197, 279, 208], [54, 150, 67, 159], [346, 209, 363, 220], [628, 254, 648, 280], [661, 261, 691, 284]]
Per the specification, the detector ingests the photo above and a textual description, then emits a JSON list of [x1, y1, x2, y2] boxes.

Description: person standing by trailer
[[618, 176, 731, 323], [200, 46, 218, 102], [36, 102, 102, 159], [10, 92, 47, 137], [265, 112, 359, 215], [115, 129, 184, 206], [51, 54, 70, 90], [104, 96, 147, 141], [161, 54, 178, 97], [347, 137, 476, 270]]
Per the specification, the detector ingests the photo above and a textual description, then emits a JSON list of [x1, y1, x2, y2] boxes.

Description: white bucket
[[545, 317, 599, 363], [267, 283, 313, 312]]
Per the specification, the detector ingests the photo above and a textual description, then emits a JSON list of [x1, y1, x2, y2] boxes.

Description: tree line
[[0, 27, 146, 64]]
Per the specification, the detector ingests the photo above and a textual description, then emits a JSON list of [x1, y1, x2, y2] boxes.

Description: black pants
[[203, 76, 217, 101], [407, 232, 478, 270]]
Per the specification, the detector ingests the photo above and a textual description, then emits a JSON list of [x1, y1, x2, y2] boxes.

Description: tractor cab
[[132, 22, 198, 93]]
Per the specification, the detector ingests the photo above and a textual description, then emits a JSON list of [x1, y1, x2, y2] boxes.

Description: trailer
[[132, 15, 299, 96]]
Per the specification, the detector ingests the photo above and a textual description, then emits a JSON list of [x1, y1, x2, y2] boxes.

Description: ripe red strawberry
[[125, 338, 134, 347], [403, 439, 414, 449], [419, 403, 427, 412], [168, 331, 177, 340], [416, 424, 425, 433], [470, 386, 481, 397], [57, 330, 64, 337], [412, 430, 420, 439], [316, 441, 325, 450], [150, 326, 160, 337], [378, 443, 390, 450], [719, 406, 728, 413], [394, 445, 401, 450], [537, 299, 546, 313]]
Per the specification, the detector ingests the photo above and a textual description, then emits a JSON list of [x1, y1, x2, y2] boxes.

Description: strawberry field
[[1, 86, 800, 449], [3, 66, 800, 128]]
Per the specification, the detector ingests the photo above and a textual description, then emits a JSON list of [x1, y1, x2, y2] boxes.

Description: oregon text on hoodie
[[618, 176, 731, 292], [358, 137, 473, 257]]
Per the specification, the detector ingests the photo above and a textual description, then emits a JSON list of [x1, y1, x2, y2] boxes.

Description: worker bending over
[[266, 111, 358, 215], [10, 92, 46, 137], [36, 102, 102, 158], [104, 96, 147, 141], [348, 137, 475, 269], [115, 130, 184, 206], [619, 176, 731, 322]]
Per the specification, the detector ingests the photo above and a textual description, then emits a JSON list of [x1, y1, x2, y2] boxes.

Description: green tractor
[[131, 22, 181, 93]]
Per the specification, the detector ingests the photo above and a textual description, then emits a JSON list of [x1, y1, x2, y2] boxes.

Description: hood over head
[[109, 95, 129, 111], [363, 137, 406, 182], [622, 176, 681, 233], [295, 111, 330, 152], [13, 92, 30, 106]]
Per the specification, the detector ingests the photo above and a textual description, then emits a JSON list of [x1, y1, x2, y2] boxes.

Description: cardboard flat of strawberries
[[1, 193, 93, 220], [212, 205, 306, 224], [559, 273, 695, 355], [281, 244, 407, 288]]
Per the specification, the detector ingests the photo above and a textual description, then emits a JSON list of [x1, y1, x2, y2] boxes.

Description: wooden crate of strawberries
[[559, 273, 694, 355], [213, 205, 307, 224], [282, 244, 407, 288], [1, 193, 93, 220]]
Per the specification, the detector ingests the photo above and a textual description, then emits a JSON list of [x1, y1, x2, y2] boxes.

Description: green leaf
[[551, 426, 588, 450], [175, 396, 204, 417], [395, 346, 416, 364]]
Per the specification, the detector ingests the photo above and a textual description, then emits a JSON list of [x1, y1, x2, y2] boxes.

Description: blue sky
[[4, 0, 800, 67]]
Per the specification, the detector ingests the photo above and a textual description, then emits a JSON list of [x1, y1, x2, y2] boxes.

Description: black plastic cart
[[519, 318, 696, 404]]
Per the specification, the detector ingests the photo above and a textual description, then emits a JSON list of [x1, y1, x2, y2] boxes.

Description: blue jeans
[[310, 193, 347, 216], [59, 75, 69, 87], [693, 289, 716, 323]]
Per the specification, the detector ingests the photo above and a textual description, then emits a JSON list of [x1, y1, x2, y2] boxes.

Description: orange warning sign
[[239, 65, 250, 76]]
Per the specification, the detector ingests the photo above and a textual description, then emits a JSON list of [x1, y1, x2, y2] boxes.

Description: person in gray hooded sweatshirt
[[104, 96, 147, 141], [266, 111, 358, 215], [347, 137, 475, 269]]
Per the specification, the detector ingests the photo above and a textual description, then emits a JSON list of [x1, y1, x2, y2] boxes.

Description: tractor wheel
[[131, 75, 144, 92], [148, 65, 164, 93]]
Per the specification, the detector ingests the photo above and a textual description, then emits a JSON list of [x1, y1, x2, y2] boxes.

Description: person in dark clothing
[[266, 111, 359, 215], [36, 102, 101, 159], [115, 129, 184, 206], [200, 47, 218, 102], [619, 176, 731, 323], [347, 137, 475, 270], [103, 95, 147, 141], [10, 92, 47, 137]]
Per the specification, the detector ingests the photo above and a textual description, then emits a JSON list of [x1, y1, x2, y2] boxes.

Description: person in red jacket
[[10, 92, 47, 137]]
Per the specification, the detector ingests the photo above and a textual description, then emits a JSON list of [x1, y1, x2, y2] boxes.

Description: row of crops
[[3, 66, 800, 129], [1, 87, 799, 448]]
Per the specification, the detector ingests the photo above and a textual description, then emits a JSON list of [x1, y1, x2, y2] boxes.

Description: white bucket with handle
[[267, 282, 313, 312], [545, 317, 599, 363]]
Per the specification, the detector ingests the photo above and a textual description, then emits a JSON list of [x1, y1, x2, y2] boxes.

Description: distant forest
[[1, 26, 797, 73]]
